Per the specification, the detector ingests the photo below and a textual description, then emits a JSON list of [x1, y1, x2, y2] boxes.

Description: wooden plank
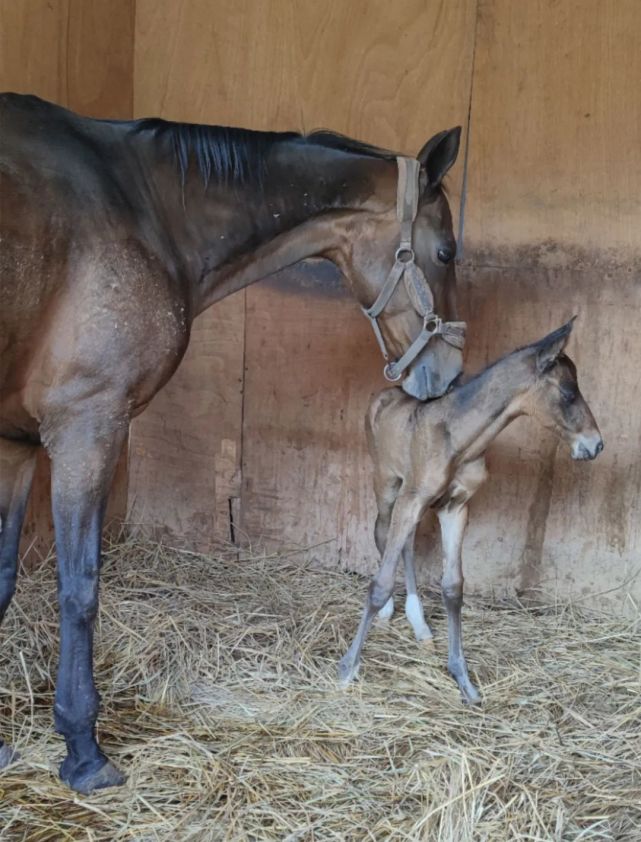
[[239, 0, 478, 567], [129, 0, 247, 548], [465, 0, 641, 257], [453, 263, 641, 609], [456, 0, 641, 606], [0, 0, 135, 558]]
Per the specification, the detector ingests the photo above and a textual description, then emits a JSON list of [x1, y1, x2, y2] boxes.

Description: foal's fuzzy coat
[[339, 320, 603, 703]]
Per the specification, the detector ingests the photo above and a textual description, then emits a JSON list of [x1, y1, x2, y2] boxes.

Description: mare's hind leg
[[47, 416, 128, 793], [339, 490, 425, 685], [0, 438, 37, 769]]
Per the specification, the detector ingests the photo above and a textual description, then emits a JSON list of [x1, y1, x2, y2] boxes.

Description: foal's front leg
[[437, 503, 480, 705], [48, 418, 127, 793], [339, 493, 424, 685]]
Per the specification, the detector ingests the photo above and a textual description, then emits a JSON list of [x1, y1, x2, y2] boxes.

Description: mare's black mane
[[132, 118, 397, 185]]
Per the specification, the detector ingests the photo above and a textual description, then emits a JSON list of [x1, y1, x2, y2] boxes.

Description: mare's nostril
[[437, 247, 454, 264], [595, 440, 604, 456]]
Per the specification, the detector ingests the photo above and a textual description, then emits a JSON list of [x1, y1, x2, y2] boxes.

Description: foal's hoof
[[0, 743, 20, 769], [458, 682, 482, 706], [414, 626, 435, 646], [60, 755, 126, 794], [337, 655, 360, 687]]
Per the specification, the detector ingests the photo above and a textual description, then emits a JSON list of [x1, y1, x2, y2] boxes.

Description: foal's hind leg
[[339, 491, 425, 684], [402, 531, 433, 643], [0, 438, 37, 768], [47, 417, 127, 793], [372, 475, 400, 623]]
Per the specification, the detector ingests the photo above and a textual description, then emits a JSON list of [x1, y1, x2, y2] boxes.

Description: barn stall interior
[[1, 0, 640, 839]]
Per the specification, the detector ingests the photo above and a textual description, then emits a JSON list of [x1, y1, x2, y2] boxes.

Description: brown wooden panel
[[130, 1, 248, 546], [0, 0, 135, 558], [465, 0, 641, 257], [451, 263, 641, 609], [239, 0, 478, 566], [127, 298, 244, 550]]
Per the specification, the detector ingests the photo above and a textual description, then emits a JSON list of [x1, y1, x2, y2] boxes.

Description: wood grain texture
[[453, 0, 641, 607], [0, 0, 134, 558], [465, 0, 641, 256], [450, 262, 641, 609], [237, 0, 478, 566], [129, 1, 247, 547]]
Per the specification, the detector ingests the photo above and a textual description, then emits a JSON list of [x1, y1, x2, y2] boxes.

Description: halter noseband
[[361, 156, 466, 382]]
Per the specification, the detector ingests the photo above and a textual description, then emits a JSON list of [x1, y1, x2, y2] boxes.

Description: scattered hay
[[1, 537, 640, 841]]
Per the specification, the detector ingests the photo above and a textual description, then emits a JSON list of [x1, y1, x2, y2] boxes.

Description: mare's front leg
[[48, 415, 128, 793], [339, 492, 425, 685], [437, 503, 480, 705], [0, 439, 37, 768]]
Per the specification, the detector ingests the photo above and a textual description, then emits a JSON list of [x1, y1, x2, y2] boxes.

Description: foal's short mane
[[132, 118, 397, 186]]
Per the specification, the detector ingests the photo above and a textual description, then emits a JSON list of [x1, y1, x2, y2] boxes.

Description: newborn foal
[[339, 320, 603, 703]]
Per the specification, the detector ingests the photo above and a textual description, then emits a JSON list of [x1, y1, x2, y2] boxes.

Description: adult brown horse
[[0, 92, 464, 793]]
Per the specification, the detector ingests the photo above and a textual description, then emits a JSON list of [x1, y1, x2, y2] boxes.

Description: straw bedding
[[0, 537, 639, 841]]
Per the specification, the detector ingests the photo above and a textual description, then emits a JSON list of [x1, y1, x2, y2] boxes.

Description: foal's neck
[[443, 352, 536, 461], [131, 129, 395, 315]]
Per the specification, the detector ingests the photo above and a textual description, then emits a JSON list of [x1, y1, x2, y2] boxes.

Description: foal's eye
[[561, 389, 577, 404]]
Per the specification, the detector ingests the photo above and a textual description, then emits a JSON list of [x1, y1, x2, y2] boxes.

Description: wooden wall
[[4, 1, 640, 607], [128, 0, 641, 609], [0, 0, 134, 557]]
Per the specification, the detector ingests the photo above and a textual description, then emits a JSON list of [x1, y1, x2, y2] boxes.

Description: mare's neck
[[442, 352, 536, 461], [129, 128, 395, 315]]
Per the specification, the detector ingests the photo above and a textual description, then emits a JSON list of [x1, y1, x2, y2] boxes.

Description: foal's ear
[[417, 127, 462, 188], [535, 317, 576, 373]]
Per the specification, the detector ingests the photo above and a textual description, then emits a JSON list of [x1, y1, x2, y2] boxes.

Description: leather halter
[[361, 156, 466, 382]]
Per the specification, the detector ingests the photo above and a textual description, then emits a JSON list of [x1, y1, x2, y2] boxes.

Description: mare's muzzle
[[361, 156, 466, 398]]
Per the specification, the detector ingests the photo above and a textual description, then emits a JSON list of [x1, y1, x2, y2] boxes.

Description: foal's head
[[526, 320, 603, 460]]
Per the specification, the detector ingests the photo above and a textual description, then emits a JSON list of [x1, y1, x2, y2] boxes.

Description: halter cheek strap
[[361, 155, 466, 382]]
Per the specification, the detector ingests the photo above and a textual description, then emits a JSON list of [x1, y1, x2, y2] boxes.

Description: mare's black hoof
[[0, 743, 20, 769], [59, 754, 126, 794]]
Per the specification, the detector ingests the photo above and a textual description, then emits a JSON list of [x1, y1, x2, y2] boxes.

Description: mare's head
[[526, 320, 603, 460], [328, 128, 463, 400]]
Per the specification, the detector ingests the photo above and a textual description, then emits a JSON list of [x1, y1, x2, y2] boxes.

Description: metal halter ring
[[383, 362, 404, 382], [395, 246, 415, 264], [424, 314, 442, 334]]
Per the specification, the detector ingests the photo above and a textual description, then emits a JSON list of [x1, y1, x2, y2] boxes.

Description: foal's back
[[366, 387, 451, 490]]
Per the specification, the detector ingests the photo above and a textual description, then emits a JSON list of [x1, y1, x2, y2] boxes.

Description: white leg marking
[[405, 593, 433, 642], [377, 596, 395, 622]]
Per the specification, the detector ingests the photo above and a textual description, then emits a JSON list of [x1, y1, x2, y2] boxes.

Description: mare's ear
[[535, 317, 576, 373], [417, 127, 461, 188]]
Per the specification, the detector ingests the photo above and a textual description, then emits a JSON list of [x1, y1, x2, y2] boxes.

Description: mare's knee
[[59, 577, 99, 624]]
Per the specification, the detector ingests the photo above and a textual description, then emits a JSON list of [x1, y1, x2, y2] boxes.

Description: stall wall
[[129, 0, 641, 609], [3, 1, 639, 608], [0, 0, 134, 556]]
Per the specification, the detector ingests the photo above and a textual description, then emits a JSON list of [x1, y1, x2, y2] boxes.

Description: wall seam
[[457, 0, 481, 260]]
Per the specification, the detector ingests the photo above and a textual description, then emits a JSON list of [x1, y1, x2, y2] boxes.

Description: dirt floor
[[0, 538, 639, 841]]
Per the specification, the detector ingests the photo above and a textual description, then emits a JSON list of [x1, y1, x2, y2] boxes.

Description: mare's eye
[[561, 389, 576, 404]]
